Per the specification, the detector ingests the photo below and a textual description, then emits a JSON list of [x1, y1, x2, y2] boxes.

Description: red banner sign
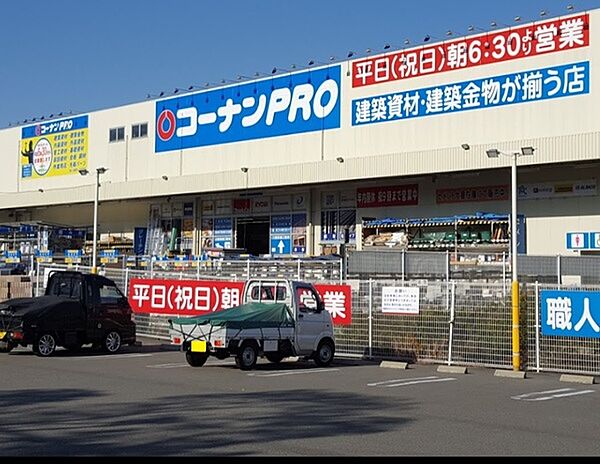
[[314, 284, 352, 326], [352, 13, 589, 88], [129, 279, 245, 316], [436, 185, 509, 204], [357, 184, 418, 208], [129, 279, 352, 326]]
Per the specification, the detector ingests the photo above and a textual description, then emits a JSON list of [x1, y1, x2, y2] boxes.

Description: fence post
[[535, 281, 540, 373], [36, 261, 41, 297], [445, 250, 450, 309], [556, 254, 561, 286], [402, 251, 406, 282], [124, 268, 130, 297], [447, 281, 456, 366], [502, 251, 507, 298], [339, 258, 343, 284], [368, 279, 373, 359], [297, 260, 301, 280], [246, 259, 251, 280], [150, 259, 154, 279], [196, 260, 200, 280]]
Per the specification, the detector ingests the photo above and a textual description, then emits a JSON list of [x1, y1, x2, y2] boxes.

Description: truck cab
[[0, 271, 136, 356], [243, 280, 334, 358]]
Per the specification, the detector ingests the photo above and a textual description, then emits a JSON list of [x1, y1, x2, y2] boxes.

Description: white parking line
[[62, 353, 154, 360], [512, 388, 594, 402], [147, 363, 190, 369], [383, 378, 456, 388], [368, 376, 438, 387], [511, 388, 573, 400], [248, 368, 339, 377]]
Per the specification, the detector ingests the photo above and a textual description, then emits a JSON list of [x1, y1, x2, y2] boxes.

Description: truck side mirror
[[316, 301, 325, 313]]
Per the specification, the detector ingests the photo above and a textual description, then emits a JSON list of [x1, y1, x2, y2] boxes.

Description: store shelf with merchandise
[[362, 213, 510, 256]]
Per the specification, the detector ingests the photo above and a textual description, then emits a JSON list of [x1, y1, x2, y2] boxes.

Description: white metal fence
[[33, 263, 600, 375], [526, 282, 600, 376]]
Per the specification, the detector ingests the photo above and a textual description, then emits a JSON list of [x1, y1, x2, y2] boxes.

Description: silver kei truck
[[168, 279, 335, 370]]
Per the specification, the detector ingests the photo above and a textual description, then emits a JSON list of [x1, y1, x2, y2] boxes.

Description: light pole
[[79, 167, 108, 273], [485, 146, 535, 371]]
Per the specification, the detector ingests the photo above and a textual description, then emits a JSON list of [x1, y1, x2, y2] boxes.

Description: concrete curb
[[380, 361, 408, 369], [560, 374, 596, 385], [437, 365, 468, 374], [494, 369, 527, 379]]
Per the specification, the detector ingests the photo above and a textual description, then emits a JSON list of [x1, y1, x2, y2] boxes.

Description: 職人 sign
[[20, 115, 88, 179], [541, 290, 600, 338]]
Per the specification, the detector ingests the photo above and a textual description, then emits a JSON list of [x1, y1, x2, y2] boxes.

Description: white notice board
[[381, 287, 420, 314]]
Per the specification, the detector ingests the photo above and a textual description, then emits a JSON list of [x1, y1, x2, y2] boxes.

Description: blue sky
[[1, 0, 599, 127]]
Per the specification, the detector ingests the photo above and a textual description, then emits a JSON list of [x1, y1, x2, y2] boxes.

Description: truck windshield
[[46, 274, 83, 300]]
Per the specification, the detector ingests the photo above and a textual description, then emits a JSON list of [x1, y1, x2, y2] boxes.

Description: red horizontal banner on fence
[[129, 278, 352, 326], [129, 279, 245, 316]]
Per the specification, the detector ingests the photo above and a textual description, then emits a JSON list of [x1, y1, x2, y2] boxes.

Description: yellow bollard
[[512, 280, 520, 371]]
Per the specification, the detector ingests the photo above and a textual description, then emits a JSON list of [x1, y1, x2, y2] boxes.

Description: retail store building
[[0, 9, 598, 261]]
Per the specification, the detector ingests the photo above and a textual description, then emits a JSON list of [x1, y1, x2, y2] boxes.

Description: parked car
[[0, 271, 136, 356]]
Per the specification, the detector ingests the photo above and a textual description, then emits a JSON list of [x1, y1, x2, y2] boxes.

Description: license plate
[[0, 331, 5, 340], [191, 340, 207, 352]]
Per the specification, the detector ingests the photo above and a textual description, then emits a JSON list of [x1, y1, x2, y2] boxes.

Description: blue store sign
[[155, 66, 341, 152], [541, 290, 600, 338]]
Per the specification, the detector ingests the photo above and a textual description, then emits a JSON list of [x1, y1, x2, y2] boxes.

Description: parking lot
[[1, 337, 599, 456]]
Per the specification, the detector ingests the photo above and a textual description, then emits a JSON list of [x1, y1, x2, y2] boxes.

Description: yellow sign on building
[[20, 115, 88, 179]]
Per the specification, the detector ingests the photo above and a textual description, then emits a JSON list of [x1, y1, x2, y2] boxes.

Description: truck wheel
[[236, 342, 258, 370], [103, 331, 122, 354], [265, 353, 284, 364], [314, 339, 335, 367], [185, 350, 209, 367], [34, 333, 57, 357]]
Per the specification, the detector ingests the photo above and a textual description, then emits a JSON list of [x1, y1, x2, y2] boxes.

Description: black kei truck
[[0, 271, 136, 356]]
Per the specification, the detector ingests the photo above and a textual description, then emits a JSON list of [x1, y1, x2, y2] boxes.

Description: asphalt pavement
[[0, 337, 598, 456]]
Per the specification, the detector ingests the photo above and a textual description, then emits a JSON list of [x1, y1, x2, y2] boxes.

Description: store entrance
[[236, 216, 270, 256]]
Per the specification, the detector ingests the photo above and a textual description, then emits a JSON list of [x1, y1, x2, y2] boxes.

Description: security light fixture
[[78, 169, 89, 176], [486, 148, 500, 158], [240, 167, 248, 173], [521, 146, 535, 156], [162, 175, 169, 181], [336, 157, 345, 163], [461, 143, 471, 151]]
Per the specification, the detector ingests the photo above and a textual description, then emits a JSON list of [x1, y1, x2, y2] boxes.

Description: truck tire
[[34, 333, 57, 357], [265, 353, 284, 364], [314, 339, 335, 367], [236, 342, 258, 370], [185, 350, 209, 367], [103, 331, 122, 354]]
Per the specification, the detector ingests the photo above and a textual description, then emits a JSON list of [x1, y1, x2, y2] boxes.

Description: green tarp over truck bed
[[169, 302, 295, 329]]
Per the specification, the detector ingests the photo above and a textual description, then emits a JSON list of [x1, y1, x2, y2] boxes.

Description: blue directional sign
[[271, 215, 292, 255], [271, 237, 291, 255], [214, 217, 233, 249]]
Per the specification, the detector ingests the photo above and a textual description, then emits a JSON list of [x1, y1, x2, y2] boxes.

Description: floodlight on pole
[[484, 146, 535, 371], [80, 167, 108, 273]]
